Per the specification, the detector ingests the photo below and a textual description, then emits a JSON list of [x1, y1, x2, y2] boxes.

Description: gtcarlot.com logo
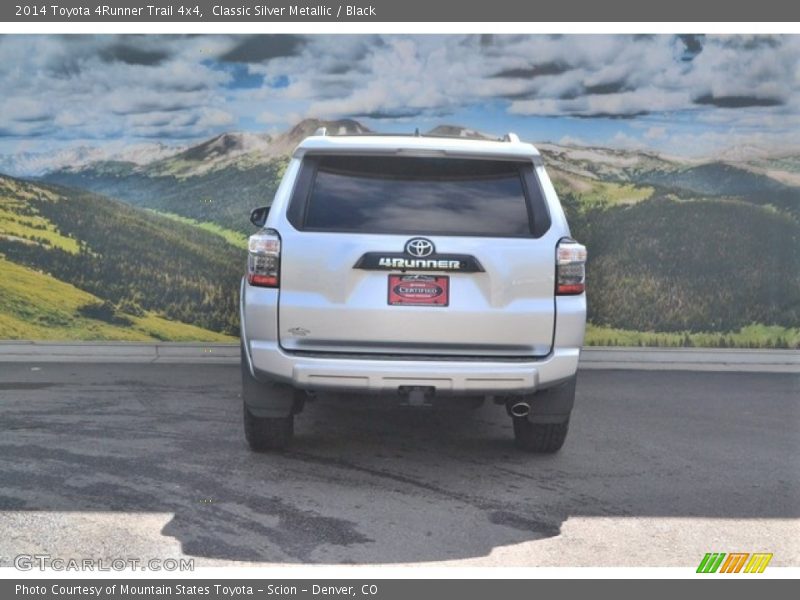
[[696, 552, 773, 573], [14, 554, 194, 571]]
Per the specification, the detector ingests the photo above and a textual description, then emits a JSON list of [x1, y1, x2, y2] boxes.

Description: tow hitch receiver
[[399, 386, 436, 407]]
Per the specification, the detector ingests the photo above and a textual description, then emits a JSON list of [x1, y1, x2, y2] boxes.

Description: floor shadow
[[0, 363, 798, 564]]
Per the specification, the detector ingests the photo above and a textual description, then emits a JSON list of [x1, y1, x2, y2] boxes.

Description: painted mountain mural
[[1, 35, 798, 345], [0, 118, 795, 346]]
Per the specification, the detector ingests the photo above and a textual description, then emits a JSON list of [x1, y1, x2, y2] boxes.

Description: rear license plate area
[[388, 274, 449, 307]]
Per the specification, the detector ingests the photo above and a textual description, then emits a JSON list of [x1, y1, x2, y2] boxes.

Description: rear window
[[288, 155, 549, 237]]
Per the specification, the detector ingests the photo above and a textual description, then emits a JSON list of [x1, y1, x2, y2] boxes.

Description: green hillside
[[585, 323, 800, 349], [144, 209, 248, 249], [0, 175, 244, 340], [564, 193, 800, 334], [637, 162, 799, 217], [42, 157, 288, 235], [0, 257, 234, 342], [549, 168, 654, 208]]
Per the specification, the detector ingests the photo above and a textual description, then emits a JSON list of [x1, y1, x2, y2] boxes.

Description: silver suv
[[240, 130, 587, 453]]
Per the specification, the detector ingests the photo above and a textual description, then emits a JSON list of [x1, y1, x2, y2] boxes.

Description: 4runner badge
[[353, 241, 485, 272]]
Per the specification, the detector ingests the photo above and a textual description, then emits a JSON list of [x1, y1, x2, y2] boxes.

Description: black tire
[[512, 417, 570, 453], [243, 402, 294, 451]]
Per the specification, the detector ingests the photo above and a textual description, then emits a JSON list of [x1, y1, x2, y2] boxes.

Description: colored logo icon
[[696, 552, 773, 573]]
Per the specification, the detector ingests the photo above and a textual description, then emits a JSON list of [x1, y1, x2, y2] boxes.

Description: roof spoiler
[[310, 127, 522, 142]]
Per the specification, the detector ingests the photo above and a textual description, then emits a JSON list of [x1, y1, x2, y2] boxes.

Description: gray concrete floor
[[0, 364, 798, 567]]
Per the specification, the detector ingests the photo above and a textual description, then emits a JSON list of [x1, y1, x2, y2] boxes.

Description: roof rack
[[314, 126, 327, 136], [503, 132, 520, 143]]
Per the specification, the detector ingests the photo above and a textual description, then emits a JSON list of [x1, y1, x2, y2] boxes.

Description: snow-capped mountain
[[0, 142, 184, 177]]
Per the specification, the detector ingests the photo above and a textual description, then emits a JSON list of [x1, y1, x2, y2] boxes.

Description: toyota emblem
[[404, 238, 435, 257]]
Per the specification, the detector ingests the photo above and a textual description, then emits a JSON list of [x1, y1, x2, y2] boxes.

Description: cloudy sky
[[0, 34, 798, 158]]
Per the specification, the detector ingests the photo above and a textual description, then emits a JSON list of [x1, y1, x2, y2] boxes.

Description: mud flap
[[241, 343, 296, 418], [527, 376, 577, 424]]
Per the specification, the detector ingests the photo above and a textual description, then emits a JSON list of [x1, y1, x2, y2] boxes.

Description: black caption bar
[[5, 579, 793, 600], [2, 0, 800, 22]]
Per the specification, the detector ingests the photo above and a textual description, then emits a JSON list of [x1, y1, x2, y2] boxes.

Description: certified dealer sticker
[[388, 274, 449, 306]]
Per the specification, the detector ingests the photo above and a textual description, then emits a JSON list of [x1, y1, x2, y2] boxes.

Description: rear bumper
[[245, 340, 580, 394]]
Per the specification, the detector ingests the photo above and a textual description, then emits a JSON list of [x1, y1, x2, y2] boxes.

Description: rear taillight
[[556, 238, 587, 295], [247, 229, 280, 288]]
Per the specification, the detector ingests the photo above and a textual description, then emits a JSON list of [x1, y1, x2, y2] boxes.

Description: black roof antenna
[[414, 128, 420, 137]]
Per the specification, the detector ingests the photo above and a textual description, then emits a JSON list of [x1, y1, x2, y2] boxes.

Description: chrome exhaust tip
[[509, 402, 531, 418]]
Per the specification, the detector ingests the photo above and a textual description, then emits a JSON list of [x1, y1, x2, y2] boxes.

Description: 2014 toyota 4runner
[[240, 129, 587, 453]]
